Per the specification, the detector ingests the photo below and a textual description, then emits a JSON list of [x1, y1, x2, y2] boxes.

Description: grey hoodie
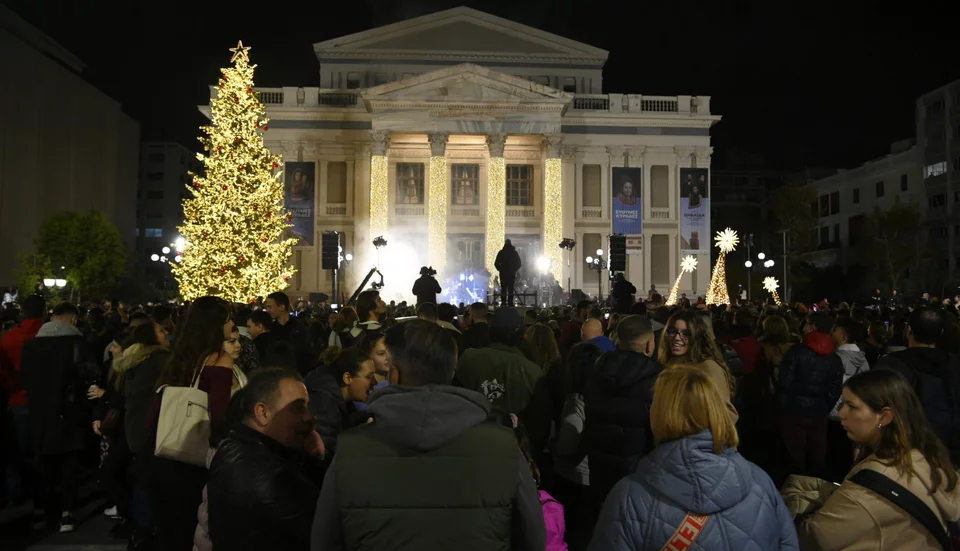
[[311, 384, 547, 551], [830, 344, 869, 417]]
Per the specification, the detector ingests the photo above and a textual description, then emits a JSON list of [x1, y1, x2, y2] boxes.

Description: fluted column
[[427, 132, 450, 273], [485, 133, 507, 287], [543, 133, 564, 283]]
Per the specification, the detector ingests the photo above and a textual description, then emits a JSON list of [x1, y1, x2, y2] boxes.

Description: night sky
[[7, 0, 959, 170]]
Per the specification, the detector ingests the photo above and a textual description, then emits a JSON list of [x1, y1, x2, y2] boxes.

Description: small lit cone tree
[[173, 41, 296, 303], [763, 276, 782, 306], [666, 255, 698, 306], [705, 228, 738, 305]]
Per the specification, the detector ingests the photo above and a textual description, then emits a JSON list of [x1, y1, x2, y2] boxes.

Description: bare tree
[[865, 198, 924, 292]]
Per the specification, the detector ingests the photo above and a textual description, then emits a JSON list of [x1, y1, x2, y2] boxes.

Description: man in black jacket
[[264, 292, 316, 376], [494, 240, 522, 306], [208, 368, 325, 551], [411, 266, 441, 306], [20, 302, 98, 532]]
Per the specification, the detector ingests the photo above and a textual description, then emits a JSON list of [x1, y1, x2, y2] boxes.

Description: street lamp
[[757, 252, 766, 260], [585, 254, 607, 303]]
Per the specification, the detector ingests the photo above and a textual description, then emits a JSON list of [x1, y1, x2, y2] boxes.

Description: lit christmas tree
[[705, 228, 738, 305], [173, 41, 296, 302], [763, 276, 782, 306], [666, 255, 698, 306]]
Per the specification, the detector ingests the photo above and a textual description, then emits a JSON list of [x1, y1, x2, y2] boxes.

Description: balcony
[[211, 87, 363, 109], [395, 205, 425, 217], [568, 94, 711, 115], [451, 206, 481, 217], [506, 207, 536, 218], [650, 207, 670, 220], [580, 206, 602, 219], [325, 204, 347, 216]]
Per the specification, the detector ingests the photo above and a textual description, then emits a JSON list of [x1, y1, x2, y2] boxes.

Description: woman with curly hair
[[657, 310, 738, 423]]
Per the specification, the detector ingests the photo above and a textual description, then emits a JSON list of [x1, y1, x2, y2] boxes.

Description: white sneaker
[[59, 515, 76, 533], [103, 506, 118, 518]]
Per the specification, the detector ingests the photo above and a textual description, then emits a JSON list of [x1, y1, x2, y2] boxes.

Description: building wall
[[137, 143, 200, 259], [0, 23, 139, 287]]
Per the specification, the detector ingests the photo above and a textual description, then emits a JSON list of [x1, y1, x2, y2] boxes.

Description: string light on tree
[[173, 41, 296, 302], [763, 276, 782, 306], [666, 255, 698, 306], [705, 228, 738, 306]]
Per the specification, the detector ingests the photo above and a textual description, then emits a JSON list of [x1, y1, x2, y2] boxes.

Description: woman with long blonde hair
[[589, 366, 798, 550], [657, 310, 738, 422]]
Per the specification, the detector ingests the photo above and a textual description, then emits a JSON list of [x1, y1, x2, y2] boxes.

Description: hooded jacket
[[776, 331, 843, 418], [829, 344, 869, 417], [583, 349, 664, 501], [310, 385, 546, 551], [589, 430, 799, 551], [117, 344, 169, 454], [879, 347, 960, 466]]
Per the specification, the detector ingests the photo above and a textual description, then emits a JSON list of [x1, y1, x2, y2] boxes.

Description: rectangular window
[[651, 165, 669, 208], [651, 235, 669, 285], [451, 164, 480, 205], [346, 72, 361, 89], [147, 210, 162, 219], [848, 214, 865, 246], [562, 77, 576, 93], [900, 174, 908, 191], [145, 228, 163, 238], [147, 190, 163, 200], [926, 161, 947, 178], [327, 162, 347, 204], [506, 165, 533, 206], [830, 191, 840, 215], [810, 200, 818, 217], [372, 73, 388, 86], [834, 224, 840, 243], [930, 194, 947, 207], [955, 158, 960, 171], [875, 181, 885, 198], [853, 188, 860, 204], [147, 153, 164, 163], [147, 172, 163, 181], [819, 226, 830, 246], [819, 194, 829, 217], [931, 226, 948, 238], [582, 165, 601, 207], [396, 163, 424, 205]]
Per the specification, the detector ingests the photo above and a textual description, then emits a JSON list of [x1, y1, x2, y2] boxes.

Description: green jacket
[[311, 385, 546, 551], [457, 343, 544, 414]]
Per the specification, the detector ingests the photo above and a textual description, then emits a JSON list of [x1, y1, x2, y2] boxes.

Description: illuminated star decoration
[[763, 276, 782, 306], [666, 255, 699, 306], [229, 40, 251, 63], [715, 228, 739, 254], [706, 227, 738, 305]]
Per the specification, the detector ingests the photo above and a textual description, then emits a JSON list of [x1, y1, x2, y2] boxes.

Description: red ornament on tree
[[272, 162, 278, 169], [192, 180, 200, 188], [284, 276, 290, 282], [234, 97, 239, 103], [240, 256, 246, 263], [222, 185, 228, 191], [265, 212, 272, 218], [216, 146, 222, 152], [286, 215, 292, 222], [203, 232, 209, 238], [220, 267, 227, 273], [234, 137, 240, 143], [252, 205, 258, 211], [262, 125, 268, 131], [247, 87, 253, 94], [262, 238, 268, 243], [240, 165, 245, 170]]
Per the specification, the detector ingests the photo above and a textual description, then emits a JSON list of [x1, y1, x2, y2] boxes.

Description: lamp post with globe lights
[[585, 248, 607, 303], [151, 237, 184, 296]]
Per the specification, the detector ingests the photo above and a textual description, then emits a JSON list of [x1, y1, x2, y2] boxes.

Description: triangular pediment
[[362, 64, 571, 104], [315, 7, 608, 62]]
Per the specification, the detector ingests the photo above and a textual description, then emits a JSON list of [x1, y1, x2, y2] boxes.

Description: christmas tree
[[705, 228, 738, 306], [173, 41, 296, 303]]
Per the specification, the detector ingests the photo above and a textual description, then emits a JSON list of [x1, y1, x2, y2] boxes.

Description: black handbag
[[851, 469, 959, 550]]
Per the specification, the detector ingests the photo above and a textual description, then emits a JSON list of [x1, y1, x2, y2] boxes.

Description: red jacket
[[0, 318, 44, 406]]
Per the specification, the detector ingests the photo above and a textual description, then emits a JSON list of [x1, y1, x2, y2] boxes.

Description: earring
[[878, 424, 883, 429]]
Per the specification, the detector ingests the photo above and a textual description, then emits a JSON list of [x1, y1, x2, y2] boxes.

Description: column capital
[[355, 143, 371, 157], [673, 146, 696, 162], [369, 130, 391, 156], [427, 132, 450, 156], [543, 133, 564, 158], [606, 146, 626, 166], [561, 145, 578, 161], [695, 146, 714, 165], [628, 146, 646, 166], [486, 133, 507, 157]]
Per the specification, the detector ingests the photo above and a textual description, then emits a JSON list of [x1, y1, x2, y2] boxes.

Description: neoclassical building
[[216, 7, 720, 303]]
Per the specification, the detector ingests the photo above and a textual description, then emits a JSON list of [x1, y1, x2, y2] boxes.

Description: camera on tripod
[[420, 266, 437, 277]]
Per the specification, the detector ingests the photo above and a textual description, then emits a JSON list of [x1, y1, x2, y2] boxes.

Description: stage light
[[43, 278, 55, 287], [536, 256, 550, 274]]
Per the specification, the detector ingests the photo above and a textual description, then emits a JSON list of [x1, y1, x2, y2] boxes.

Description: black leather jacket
[[208, 424, 322, 551], [776, 332, 843, 418]]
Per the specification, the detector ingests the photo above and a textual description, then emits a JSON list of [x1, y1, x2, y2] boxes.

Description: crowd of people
[[1, 286, 960, 550]]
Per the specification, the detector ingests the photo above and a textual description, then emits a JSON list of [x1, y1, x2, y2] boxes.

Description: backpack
[[538, 490, 568, 551]]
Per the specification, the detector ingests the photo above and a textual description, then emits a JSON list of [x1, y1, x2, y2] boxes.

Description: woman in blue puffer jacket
[[589, 366, 799, 551]]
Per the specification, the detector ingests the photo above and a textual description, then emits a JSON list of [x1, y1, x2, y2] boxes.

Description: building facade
[[0, 6, 139, 287], [137, 142, 201, 278], [804, 140, 922, 287], [917, 79, 960, 284], [213, 7, 720, 303]]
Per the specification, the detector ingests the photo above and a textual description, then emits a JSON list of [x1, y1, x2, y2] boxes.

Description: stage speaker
[[609, 234, 627, 272], [321, 231, 340, 270]]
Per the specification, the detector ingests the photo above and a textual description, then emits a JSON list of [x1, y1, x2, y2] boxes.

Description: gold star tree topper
[[763, 276, 780, 293], [681, 255, 698, 273], [714, 228, 739, 253], [229, 40, 251, 63]]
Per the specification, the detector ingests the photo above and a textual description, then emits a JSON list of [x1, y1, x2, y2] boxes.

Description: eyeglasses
[[666, 328, 691, 340]]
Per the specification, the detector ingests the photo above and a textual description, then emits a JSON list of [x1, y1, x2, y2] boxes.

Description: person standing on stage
[[495, 240, 522, 307]]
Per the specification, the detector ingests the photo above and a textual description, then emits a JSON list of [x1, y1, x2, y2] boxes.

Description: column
[[674, 146, 696, 293], [627, 146, 646, 288], [354, 144, 373, 273], [606, 147, 625, 297], [694, 146, 713, 297], [561, 146, 577, 290], [368, 130, 390, 269], [543, 134, 564, 283], [485, 133, 507, 288], [427, 132, 450, 273]]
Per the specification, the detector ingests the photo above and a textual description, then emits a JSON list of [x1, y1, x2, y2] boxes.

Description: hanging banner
[[612, 167, 642, 236], [284, 162, 316, 246], [680, 168, 709, 255]]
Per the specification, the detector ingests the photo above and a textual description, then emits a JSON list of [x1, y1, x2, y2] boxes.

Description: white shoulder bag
[[154, 366, 210, 466]]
